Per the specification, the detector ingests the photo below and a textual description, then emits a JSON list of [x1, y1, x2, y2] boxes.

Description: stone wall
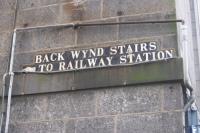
[[0, 0, 185, 132], [9, 83, 183, 133]]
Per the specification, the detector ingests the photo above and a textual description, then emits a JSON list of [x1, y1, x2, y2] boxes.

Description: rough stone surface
[[163, 83, 183, 111], [97, 85, 162, 115], [18, 0, 60, 10], [15, 27, 75, 53], [0, 55, 8, 74], [61, 0, 73, 3], [73, 67, 111, 90], [45, 90, 95, 120], [12, 74, 25, 95], [64, 120, 76, 133], [10, 95, 47, 122], [16, 5, 60, 28], [119, 12, 176, 40], [22, 72, 74, 94], [16, 0, 102, 28], [0, 0, 16, 13], [10, 121, 65, 133], [60, 0, 101, 23], [72, 117, 114, 133], [0, 32, 12, 55], [73, 58, 183, 91], [15, 31, 35, 53], [77, 19, 118, 45], [161, 34, 178, 54], [13, 52, 34, 71], [17, 0, 75, 10], [117, 112, 183, 133], [10, 90, 96, 122], [103, 0, 175, 18], [0, 12, 15, 32], [8, 82, 184, 133]]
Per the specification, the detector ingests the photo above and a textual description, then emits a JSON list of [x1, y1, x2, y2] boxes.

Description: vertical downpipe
[[0, 73, 8, 133], [4, 30, 17, 133]]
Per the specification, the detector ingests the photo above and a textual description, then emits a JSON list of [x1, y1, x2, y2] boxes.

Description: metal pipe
[[185, 81, 193, 92], [15, 19, 184, 31], [184, 96, 195, 111], [4, 29, 17, 133], [16, 23, 75, 31], [4, 73, 14, 133], [75, 19, 184, 27], [8, 30, 16, 74], [0, 73, 8, 133]]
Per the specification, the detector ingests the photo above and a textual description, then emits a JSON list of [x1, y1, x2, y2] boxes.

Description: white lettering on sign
[[30, 41, 176, 72], [35, 52, 65, 63]]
